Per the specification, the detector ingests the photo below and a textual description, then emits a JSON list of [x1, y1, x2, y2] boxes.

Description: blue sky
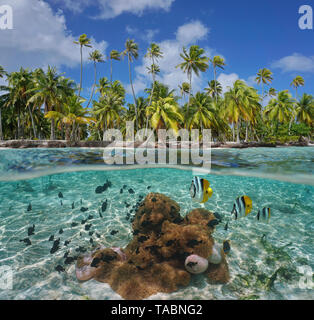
[[1, 0, 313, 105]]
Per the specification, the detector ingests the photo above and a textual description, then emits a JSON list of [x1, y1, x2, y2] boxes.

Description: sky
[[0, 0, 313, 105]]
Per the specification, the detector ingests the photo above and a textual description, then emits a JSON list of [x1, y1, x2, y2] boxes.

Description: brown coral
[[75, 193, 230, 300]]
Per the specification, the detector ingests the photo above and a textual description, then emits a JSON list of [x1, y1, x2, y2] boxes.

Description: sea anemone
[[185, 254, 209, 274]]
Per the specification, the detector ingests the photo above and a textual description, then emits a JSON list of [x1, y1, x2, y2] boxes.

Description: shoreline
[[0, 139, 312, 149]]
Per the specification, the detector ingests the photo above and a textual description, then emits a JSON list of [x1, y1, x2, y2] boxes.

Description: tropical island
[[0, 34, 313, 148]]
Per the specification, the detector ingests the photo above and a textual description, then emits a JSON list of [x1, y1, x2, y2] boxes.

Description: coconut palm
[[0, 66, 6, 78], [87, 50, 105, 108], [255, 68, 273, 108], [96, 77, 111, 97], [93, 90, 125, 140], [0, 66, 7, 140], [291, 76, 305, 99], [187, 92, 219, 131], [74, 34, 92, 97], [145, 43, 163, 108], [224, 80, 261, 142], [27, 67, 76, 140], [179, 82, 190, 101], [210, 56, 226, 102], [123, 39, 139, 129], [205, 80, 222, 99], [126, 97, 148, 130], [146, 97, 183, 134], [295, 93, 313, 127], [264, 90, 295, 134], [268, 87, 277, 98], [176, 45, 209, 110], [109, 50, 121, 84]]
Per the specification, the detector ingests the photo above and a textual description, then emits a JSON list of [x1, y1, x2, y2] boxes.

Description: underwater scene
[[0, 147, 313, 300]]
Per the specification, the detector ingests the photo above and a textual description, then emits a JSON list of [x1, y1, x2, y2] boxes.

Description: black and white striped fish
[[231, 196, 252, 220], [257, 207, 271, 223], [190, 176, 213, 204]]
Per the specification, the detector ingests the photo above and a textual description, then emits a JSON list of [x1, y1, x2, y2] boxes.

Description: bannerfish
[[27, 225, 35, 236], [257, 207, 271, 223], [190, 177, 213, 204], [231, 196, 252, 220]]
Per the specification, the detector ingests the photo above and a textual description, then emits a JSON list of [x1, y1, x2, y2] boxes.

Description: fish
[[20, 238, 31, 246], [147, 186, 151, 190], [27, 203, 32, 212], [223, 240, 231, 254], [50, 239, 60, 254], [64, 257, 75, 265], [80, 207, 88, 212], [101, 200, 108, 212], [99, 209, 103, 218], [55, 265, 65, 273], [95, 186, 104, 194], [60, 200, 63, 206], [89, 231, 94, 236], [120, 189, 123, 194], [128, 188, 135, 194], [189, 177, 213, 204], [71, 222, 78, 227], [231, 196, 252, 220], [96, 233, 101, 238], [257, 207, 271, 223], [59, 228, 63, 234], [123, 185, 127, 189], [89, 238, 94, 244], [64, 240, 71, 246], [49, 235, 54, 241], [213, 212, 223, 222], [110, 230, 119, 236], [224, 222, 229, 231], [58, 192, 63, 199], [72, 202, 75, 209], [27, 225, 35, 236], [87, 215, 93, 220]]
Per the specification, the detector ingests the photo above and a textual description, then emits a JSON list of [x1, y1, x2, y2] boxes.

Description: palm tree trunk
[[232, 124, 235, 142], [27, 104, 37, 139], [188, 72, 192, 111], [245, 121, 249, 142], [0, 107, 3, 140], [110, 58, 113, 84], [87, 62, 97, 108], [145, 59, 156, 138], [17, 107, 21, 139], [50, 118, 55, 140], [236, 121, 240, 143], [78, 45, 83, 97], [214, 67, 217, 103], [128, 54, 138, 131]]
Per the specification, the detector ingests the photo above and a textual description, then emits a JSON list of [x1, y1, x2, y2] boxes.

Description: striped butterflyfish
[[190, 177, 213, 204], [231, 196, 252, 220], [257, 207, 271, 223]]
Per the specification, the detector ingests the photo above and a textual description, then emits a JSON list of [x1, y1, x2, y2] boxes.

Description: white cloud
[[53, 0, 175, 19], [176, 21, 209, 46], [130, 20, 214, 95], [217, 73, 240, 93], [0, 0, 107, 73], [271, 53, 314, 73]]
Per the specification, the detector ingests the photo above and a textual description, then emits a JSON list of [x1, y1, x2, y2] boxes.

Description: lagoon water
[[0, 147, 313, 300]]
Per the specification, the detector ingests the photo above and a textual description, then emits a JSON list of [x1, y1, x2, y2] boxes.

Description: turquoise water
[[0, 147, 313, 300]]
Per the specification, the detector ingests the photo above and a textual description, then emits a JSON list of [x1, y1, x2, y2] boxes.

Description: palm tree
[[146, 97, 183, 134], [291, 76, 305, 99], [268, 87, 277, 98], [109, 50, 121, 84], [87, 50, 105, 108], [27, 67, 76, 140], [205, 80, 222, 99], [210, 56, 226, 102], [176, 45, 209, 110], [224, 80, 261, 143], [0, 66, 6, 78], [74, 34, 92, 97], [126, 97, 148, 130], [178, 82, 190, 101], [145, 43, 163, 108], [295, 93, 313, 127], [96, 77, 111, 97], [255, 68, 273, 109], [93, 90, 125, 140], [123, 39, 139, 129], [264, 90, 295, 134], [187, 92, 218, 131]]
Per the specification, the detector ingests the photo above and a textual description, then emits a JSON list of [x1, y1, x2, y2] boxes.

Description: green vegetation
[[0, 35, 313, 142]]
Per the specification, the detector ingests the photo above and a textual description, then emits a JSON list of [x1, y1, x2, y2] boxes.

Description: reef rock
[[75, 193, 230, 300]]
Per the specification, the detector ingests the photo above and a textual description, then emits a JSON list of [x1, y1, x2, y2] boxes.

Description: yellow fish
[[231, 196, 252, 220], [190, 177, 213, 204]]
